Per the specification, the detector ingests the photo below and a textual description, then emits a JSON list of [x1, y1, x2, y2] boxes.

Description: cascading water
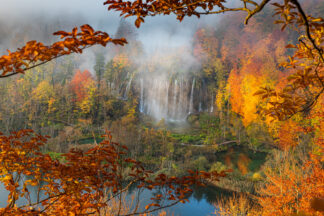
[[188, 78, 195, 114], [210, 94, 214, 113], [172, 80, 178, 119], [137, 71, 214, 122], [139, 78, 144, 112], [138, 73, 197, 121], [177, 78, 185, 115], [124, 74, 133, 99]]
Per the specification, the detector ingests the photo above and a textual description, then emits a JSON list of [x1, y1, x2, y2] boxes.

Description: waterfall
[[165, 81, 169, 117], [188, 78, 195, 114], [140, 78, 144, 113], [210, 94, 214, 113], [124, 75, 133, 99], [139, 74, 207, 121], [177, 78, 183, 118], [172, 80, 178, 119]]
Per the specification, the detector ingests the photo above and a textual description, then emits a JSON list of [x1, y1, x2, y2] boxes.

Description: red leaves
[[53, 31, 70, 39], [70, 69, 94, 102], [277, 120, 302, 150], [135, 17, 145, 28], [0, 129, 228, 215], [258, 146, 324, 215], [112, 38, 128, 46], [0, 25, 127, 78], [103, 0, 227, 28], [80, 24, 94, 36], [285, 44, 295, 49], [145, 203, 160, 210]]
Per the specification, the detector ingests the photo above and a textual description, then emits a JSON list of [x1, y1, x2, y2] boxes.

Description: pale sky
[[0, 0, 223, 58], [0, 0, 107, 16], [0, 0, 220, 36]]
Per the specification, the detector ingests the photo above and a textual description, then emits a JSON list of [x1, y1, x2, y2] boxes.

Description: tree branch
[[290, 0, 324, 63], [121, 200, 182, 216], [0, 47, 89, 79], [244, 0, 270, 24]]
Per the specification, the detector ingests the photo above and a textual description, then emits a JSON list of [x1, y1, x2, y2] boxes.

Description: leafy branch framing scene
[[0, 0, 323, 215]]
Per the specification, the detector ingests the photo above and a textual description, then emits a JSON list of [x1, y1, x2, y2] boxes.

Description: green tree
[[94, 52, 105, 123]]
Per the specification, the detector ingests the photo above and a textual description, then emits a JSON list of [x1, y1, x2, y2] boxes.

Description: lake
[[0, 181, 226, 215]]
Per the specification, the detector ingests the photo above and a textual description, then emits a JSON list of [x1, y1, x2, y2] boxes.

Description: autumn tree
[[102, 0, 323, 214], [0, 0, 323, 215], [1, 0, 321, 120], [258, 118, 324, 215], [0, 129, 227, 215], [0, 24, 127, 78], [258, 152, 323, 215], [103, 0, 323, 121], [94, 52, 105, 124], [69, 69, 96, 117]]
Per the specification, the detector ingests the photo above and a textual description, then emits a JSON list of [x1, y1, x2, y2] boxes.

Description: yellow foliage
[[252, 172, 262, 181], [113, 53, 129, 68], [32, 80, 54, 102], [48, 97, 56, 113], [241, 74, 264, 126], [78, 80, 96, 114]]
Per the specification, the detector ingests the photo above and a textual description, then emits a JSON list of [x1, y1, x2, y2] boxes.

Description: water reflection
[[126, 184, 230, 216], [0, 180, 228, 216]]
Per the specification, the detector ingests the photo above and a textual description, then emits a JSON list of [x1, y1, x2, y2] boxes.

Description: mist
[[0, 0, 223, 52], [0, 0, 224, 121]]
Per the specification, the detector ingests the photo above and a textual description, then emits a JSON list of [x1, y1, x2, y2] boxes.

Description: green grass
[[170, 133, 205, 144], [77, 137, 104, 144], [212, 146, 268, 173], [46, 151, 64, 160]]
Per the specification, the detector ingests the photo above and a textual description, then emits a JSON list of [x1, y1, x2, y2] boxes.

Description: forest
[[0, 0, 323, 215]]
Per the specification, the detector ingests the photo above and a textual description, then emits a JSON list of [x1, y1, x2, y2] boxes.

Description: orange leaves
[[0, 25, 127, 78], [104, 0, 227, 28], [255, 66, 322, 121], [260, 0, 324, 120], [237, 153, 251, 175], [257, 114, 324, 215], [258, 152, 324, 216], [229, 66, 266, 125], [70, 69, 94, 102], [272, 1, 297, 31], [0, 130, 227, 215], [253, 86, 276, 99], [145, 203, 160, 210], [277, 120, 302, 150], [80, 24, 94, 35], [140, 167, 229, 211], [287, 67, 319, 88], [285, 44, 295, 49], [218, 0, 324, 122], [53, 31, 70, 39], [135, 17, 145, 28]]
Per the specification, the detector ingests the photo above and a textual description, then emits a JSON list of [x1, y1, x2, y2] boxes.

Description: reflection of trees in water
[[192, 186, 204, 202], [128, 181, 235, 206], [192, 185, 234, 204]]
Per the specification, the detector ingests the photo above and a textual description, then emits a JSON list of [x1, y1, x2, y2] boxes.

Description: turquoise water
[[125, 185, 219, 216], [0, 182, 222, 215], [156, 195, 216, 216]]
